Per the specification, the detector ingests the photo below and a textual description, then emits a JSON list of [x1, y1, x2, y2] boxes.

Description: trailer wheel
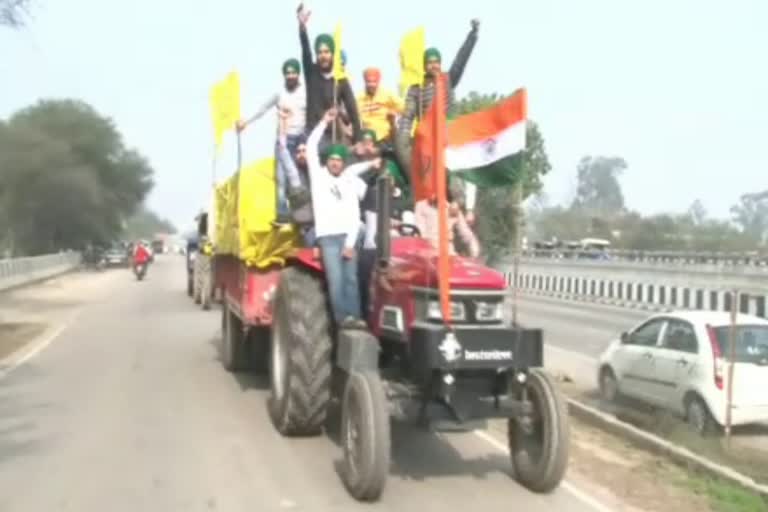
[[508, 369, 569, 493], [222, 303, 249, 372], [200, 269, 212, 311], [340, 370, 390, 502], [268, 267, 332, 436]]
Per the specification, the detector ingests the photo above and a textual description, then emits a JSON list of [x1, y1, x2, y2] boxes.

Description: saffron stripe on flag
[[446, 120, 526, 170], [447, 89, 527, 146]]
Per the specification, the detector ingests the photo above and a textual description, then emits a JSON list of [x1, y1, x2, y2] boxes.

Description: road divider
[[0, 253, 81, 292]]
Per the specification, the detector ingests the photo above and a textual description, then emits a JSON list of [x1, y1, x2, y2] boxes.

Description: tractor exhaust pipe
[[375, 175, 392, 270]]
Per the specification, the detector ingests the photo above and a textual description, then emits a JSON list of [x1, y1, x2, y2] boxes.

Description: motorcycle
[[133, 262, 147, 281]]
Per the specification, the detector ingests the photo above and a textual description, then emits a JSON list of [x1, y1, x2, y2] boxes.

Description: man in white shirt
[[237, 58, 308, 223], [306, 109, 380, 329]]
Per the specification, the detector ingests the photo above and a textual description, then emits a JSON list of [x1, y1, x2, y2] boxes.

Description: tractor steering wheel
[[396, 223, 421, 238]]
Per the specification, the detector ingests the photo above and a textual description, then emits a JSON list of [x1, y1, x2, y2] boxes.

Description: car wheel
[[598, 366, 620, 402], [685, 395, 717, 436]]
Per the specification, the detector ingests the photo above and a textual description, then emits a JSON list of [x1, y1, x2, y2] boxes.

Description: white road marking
[[472, 430, 615, 512], [0, 312, 77, 379], [545, 344, 600, 365]]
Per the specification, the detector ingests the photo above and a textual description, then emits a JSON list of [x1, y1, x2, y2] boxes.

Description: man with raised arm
[[395, 19, 481, 230], [306, 108, 381, 329], [236, 58, 308, 224], [297, 3, 362, 149]]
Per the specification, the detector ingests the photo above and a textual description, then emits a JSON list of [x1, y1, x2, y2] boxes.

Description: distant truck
[[151, 238, 165, 254]]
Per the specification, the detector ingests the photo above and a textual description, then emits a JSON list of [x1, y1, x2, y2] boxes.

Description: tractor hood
[[388, 237, 507, 290]]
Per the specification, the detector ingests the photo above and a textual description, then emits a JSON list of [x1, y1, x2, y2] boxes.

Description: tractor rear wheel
[[222, 302, 249, 372], [340, 370, 390, 502], [508, 369, 570, 493], [268, 267, 332, 436]]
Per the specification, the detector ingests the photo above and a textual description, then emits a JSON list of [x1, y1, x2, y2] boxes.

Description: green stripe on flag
[[451, 154, 525, 187]]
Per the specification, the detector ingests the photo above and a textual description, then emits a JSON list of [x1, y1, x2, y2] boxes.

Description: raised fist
[[297, 4, 311, 25], [471, 19, 480, 30]]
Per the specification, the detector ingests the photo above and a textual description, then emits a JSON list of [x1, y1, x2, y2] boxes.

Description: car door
[[615, 318, 667, 402], [653, 319, 699, 410]]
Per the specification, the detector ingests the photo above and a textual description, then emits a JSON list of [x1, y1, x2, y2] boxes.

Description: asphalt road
[[0, 258, 608, 512]]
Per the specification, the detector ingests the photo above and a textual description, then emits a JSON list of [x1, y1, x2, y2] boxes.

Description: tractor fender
[[337, 329, 381, 373]]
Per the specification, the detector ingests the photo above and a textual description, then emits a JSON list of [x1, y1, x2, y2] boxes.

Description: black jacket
[[299, 26, 362, 141]]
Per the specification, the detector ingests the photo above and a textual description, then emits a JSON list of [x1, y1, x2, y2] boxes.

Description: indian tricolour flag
[[446, 88, 528, 186]]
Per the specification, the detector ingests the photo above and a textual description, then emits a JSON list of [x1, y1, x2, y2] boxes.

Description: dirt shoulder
[[0, 268, 122, 364], [490, 408, 766, 512]]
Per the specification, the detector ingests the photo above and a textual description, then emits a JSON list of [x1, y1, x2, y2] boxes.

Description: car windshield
[[713, 325, 768, 365]]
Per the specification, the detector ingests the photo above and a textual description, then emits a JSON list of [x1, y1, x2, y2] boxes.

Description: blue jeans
[[317, 234, 361, 323], [275, 134, 303, 219]]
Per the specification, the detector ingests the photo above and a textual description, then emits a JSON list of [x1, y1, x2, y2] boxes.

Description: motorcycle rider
[[133, 241, 151, 277]]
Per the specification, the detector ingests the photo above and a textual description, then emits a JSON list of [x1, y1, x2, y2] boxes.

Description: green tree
[[124, 207, 177, 240], [0, 99, 155, 255], [452, 92, 552, 263], [730, 194, 768, 244], [571, 155, 627, 217]]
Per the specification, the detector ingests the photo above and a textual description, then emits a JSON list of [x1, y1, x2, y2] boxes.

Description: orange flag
[[410, 73, 449, 203]]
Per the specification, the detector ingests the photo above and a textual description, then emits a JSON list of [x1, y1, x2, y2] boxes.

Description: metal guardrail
[[0, 252, 82, 292], [522, 248, 768, 267]]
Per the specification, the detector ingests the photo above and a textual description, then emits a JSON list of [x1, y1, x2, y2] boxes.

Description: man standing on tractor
[[357, 67, 404, 145], [306, 108, 382, 329], [395, 19, 481, 235], [297, 3, 362, 149], [236, 58, 309, 224], [415, 196, 480, 258], [276, 116, 314, 244]]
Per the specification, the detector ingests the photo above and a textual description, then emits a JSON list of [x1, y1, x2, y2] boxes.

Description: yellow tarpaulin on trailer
[[213, 157, 300, 268]]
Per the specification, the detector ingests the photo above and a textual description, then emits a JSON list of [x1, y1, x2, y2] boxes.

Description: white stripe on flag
[[446, 121, 526, 171]]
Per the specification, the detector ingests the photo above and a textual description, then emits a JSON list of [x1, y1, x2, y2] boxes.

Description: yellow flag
[[332, 23, 345, 80], [399, 27, 425, 98], [209, 71, 242, 150]]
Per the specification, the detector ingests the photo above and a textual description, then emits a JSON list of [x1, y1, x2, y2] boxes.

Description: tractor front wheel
[[508, 369, 570, 493], [340, 370, 390, 502]]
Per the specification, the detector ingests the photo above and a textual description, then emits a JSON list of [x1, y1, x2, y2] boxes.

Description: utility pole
[[725, 288, 739, 445]]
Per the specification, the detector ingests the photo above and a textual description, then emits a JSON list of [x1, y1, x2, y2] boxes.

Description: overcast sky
[[2, 0, 766, 233]]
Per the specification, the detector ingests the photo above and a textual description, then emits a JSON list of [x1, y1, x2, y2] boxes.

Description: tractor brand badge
[[438, 332, 463, 362], [464, 349, 514, 361]]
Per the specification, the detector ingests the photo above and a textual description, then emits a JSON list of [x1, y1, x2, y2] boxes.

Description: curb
[[566, 397, 768, 500]]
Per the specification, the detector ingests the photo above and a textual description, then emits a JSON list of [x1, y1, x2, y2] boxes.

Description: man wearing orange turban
[[356, 67, 404, 144]]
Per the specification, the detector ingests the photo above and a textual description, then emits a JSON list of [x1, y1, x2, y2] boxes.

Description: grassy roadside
[[549, 379, 768, 511], [559, 378, 768, 486], [0, 322, 48, 361]]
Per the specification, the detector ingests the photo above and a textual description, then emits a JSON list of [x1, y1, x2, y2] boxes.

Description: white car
[[598, 310, 768, 435]]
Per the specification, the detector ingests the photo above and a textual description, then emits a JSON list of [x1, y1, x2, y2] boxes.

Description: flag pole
[[434, 76, 451, 326], [332, 78, 337, 143]]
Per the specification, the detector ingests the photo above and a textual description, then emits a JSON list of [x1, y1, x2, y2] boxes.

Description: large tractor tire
[[507, 369, 570, 493], [222, 302, 249, 372], [268, 267, 332, 436], [249, 326, 270, 375], [340, 370, 390, 502]]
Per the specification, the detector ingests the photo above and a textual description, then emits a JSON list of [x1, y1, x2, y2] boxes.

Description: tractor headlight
[[427, 300, 466, 321], [475, 301, 503, 322]]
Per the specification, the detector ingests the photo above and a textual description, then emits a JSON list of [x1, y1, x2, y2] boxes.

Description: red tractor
[[216, 176, 569, 502]]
